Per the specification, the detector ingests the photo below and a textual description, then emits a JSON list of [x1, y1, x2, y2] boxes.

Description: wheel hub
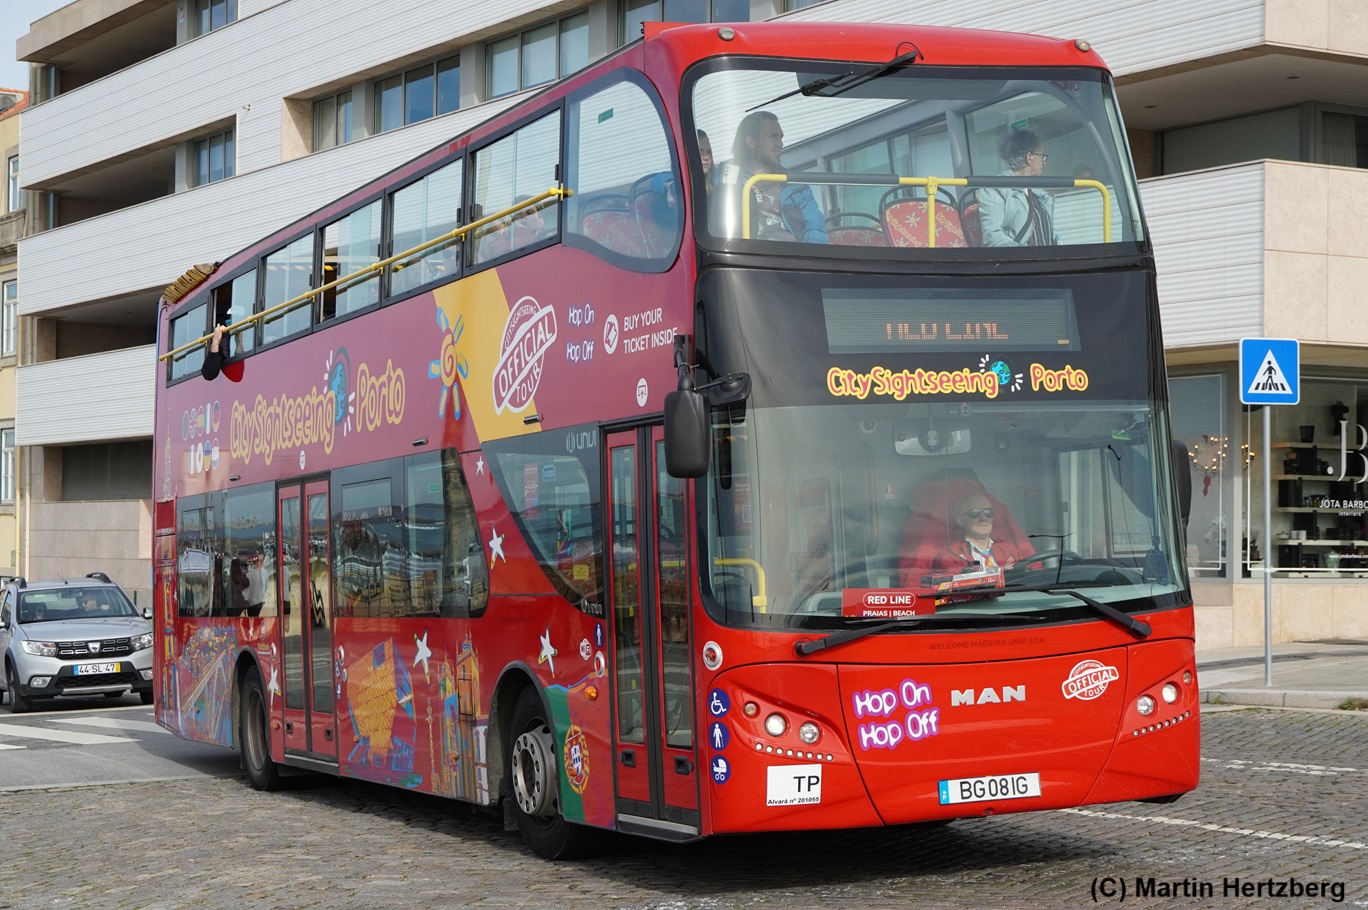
[[511, 722, 556, 817]]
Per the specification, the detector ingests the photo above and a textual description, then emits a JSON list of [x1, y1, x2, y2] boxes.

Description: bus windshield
[[694, 268, 1185, 631], [688, 61, 1141, 251]]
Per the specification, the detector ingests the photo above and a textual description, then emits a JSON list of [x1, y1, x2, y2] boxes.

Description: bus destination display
[[823, 289, 1080, 353]]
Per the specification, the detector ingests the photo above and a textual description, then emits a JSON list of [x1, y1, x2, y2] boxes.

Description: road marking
[[0, 724, 133, 745], [1061, 808, 1367, 850], [56, 717, 170, 735], [1202, 757, 1362, 775]]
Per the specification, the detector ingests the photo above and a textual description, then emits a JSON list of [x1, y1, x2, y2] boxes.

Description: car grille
[[55, 638, 134, 659], [60, 671, 138, 690]]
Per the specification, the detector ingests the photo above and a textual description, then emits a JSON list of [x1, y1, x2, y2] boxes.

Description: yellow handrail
[[714, 557, 768, 611], [738, 173, 1111, 246], [160, 186, 573, 364]]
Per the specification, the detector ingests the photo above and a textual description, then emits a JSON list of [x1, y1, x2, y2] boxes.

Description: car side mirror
[[143, 607, 153, 621]]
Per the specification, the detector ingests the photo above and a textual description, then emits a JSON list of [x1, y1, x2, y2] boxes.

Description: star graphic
[[267, 667, 281, 697], [414, 630, 433, 682], [538, 628, 557, 676], [476, 456, 485, 475], [488, 527, 506, 566]]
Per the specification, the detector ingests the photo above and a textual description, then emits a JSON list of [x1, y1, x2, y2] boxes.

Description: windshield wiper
[[792, 580, 1152, 656], [794, 610, 1043, 657], [746, 43, 923, 112]]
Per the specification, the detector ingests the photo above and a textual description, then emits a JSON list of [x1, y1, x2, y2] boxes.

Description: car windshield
[[687, 60, 1142, 252], [18, 589, 138, 623]]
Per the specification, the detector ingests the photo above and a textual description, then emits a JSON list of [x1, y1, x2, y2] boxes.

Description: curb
[[1200, 689, 1366, 710]]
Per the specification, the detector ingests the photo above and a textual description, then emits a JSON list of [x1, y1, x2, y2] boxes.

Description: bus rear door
[[607, 426, 700, 840], [275, 478, 337, 763]]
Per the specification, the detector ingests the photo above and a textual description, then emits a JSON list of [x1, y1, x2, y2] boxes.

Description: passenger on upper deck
[[717, 111, 827, 243], [976, 127, 1059, 247], [201, 323, 228, 381], [898, 477, 1035, 586]]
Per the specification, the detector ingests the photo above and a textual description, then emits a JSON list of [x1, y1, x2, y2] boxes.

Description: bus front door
[[607, 427, 700, 840], [276, 479, 337, 763]]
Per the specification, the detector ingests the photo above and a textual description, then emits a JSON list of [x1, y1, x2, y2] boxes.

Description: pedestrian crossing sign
[[1239, 338, 1299, 405]]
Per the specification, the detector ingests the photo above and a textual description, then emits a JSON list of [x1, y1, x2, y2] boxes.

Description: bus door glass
[[276, 479, 337, 760], [607, 426, 700, 831]]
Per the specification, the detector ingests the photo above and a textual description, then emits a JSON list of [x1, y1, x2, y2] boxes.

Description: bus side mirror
[[664, 389, 710, 478]]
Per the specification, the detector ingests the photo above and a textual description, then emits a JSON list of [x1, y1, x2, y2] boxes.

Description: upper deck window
[[471, 113, 562, 265], [262, 236, 313, 346], [169, 302, 208, 381], [565, 75, 681, 265], [320, 201, 382, 321], [687, 62, 1144, 254], [390, 158, 463, 296]]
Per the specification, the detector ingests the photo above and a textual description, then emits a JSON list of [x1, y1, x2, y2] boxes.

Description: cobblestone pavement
[[1, 707, 1364, 910]]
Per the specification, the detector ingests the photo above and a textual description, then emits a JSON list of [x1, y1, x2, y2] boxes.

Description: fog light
[[1136, 695, 1156, 716], [30, 677, 51, 688], [764, 713, 788, 737], [141, 669, 155, 681], [1161, 683, 1179, 704], [798, 722, 820, 744]]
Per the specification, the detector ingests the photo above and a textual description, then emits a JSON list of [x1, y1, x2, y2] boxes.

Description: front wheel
[[239, 666, 281, 790], [506, 688, 602, 860], [7, 664, 32, 714]]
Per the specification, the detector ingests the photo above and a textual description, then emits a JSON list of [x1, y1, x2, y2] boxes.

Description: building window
[[1, 280, 14, 356], [782, 0, 826, 9], [194, 0, 238, 37], [1170, 374, 1226, 578], [1, 429, 12, 504], [192, 130, 235, 187], [1321, 111, 1368, 168], [5, 156, 17, 213], [313, 90, 353, 151], [487, 14, 588, 98], [621, 0, 748, 43], [374, 56, 460, 134]]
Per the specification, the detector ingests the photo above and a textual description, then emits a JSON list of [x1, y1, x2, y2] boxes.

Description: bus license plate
[[75, 662, 120, 675], [938, 772, 1041, 805]]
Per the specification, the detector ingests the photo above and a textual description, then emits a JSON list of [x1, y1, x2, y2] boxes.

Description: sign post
[[1239, 338, 1300, 686]]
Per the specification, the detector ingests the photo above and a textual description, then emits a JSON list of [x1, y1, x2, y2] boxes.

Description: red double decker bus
[[154, 21, 1198, 859]]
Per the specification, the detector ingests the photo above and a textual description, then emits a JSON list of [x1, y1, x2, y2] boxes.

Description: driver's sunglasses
[[960, 508, 994, 520]]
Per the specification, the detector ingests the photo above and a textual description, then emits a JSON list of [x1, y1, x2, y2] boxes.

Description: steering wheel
[[1004, 548, 1085, 583]]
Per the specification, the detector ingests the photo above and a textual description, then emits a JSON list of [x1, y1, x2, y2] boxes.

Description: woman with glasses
[[976, 126, 1060, 247], [898, 477, 1036, 585]]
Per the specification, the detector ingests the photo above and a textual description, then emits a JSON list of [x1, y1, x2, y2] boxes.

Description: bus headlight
[[798, 722, 820, 745], [1136, 695, 1156, 717], [1161, 683, 1179, 704], [764, 713, 788, 737]]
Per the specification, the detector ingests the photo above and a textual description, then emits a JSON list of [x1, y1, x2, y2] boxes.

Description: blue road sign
[[1240, 338, 1300, 405]]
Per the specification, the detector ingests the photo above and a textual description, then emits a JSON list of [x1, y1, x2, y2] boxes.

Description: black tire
[[7, 663, 32, 714], [506, 688, 601, 860], [239, 666, 282, 790], [140, 689, 155, 706]]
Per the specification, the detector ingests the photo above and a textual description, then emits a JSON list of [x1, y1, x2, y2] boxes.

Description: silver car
[[0, 574, 154, 713]]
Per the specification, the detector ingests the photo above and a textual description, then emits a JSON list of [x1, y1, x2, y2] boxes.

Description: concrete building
[[0, 87, 25, 582], [15, 0, 1368, 640]]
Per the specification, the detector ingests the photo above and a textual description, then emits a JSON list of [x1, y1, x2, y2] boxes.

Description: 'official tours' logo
[[494, 296, 557, 414], [1061, 659, 1119, 701]]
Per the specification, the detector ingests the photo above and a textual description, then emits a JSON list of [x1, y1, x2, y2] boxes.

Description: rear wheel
[[7, 664, 32, 714], [239, 666, 281, 790], [140, 690, 155, 706], [507, 688, 601, 859]]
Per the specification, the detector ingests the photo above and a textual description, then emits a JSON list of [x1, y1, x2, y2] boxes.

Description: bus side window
[[566, 74, 680, 265], [470, 112, 562, 266], [168, 303, 208, 382]]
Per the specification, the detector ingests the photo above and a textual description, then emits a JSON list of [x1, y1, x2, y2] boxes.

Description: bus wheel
[[507, 688, 601, 859], [239, 666, 281, 791]]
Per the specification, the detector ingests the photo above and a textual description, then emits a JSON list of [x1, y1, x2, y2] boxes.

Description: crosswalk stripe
[[0, 742, 24, 750], [0, 724, 132, 745], [56, 717, 170, 735]]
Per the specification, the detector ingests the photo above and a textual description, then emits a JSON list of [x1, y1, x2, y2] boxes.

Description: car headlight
[[130, 632, 153, 652], [21, 640, 57, 658]]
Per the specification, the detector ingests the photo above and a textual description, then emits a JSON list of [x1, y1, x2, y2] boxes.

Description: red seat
[[581, 210, 644, 257], [829, 227, 889, 247], [883, 199, 967, 248]]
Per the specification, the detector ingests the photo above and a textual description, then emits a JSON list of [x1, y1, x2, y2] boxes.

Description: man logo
[[951, 686, 1025, 706]]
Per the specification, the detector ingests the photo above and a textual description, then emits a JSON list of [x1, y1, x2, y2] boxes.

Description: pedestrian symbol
[[1239, 338, 1300, 405]]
